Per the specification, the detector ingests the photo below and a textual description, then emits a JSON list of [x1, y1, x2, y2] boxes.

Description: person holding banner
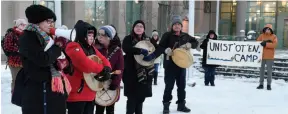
[[200, 30, 219, 86], [256, 24, 278, 90], [142, 15, 198, 113]]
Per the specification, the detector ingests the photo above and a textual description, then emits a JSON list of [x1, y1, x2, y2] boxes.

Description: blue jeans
[[203, 66, 216, 85]]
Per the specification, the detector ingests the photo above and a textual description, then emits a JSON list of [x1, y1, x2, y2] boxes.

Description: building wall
[[1, 1, 32, 61]]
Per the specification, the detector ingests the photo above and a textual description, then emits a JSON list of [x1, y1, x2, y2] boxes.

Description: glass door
[[284, 19, 288, 47]]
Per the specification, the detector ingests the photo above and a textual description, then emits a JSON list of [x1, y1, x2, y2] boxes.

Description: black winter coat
[[122, 35, 154, 98], [19, 31, 67, 114], [153, 31, 199, 70], [200, 30, 220, 67]]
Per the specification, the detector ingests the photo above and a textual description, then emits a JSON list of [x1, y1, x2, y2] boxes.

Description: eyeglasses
[[98, 33, 107, 37], [46, 19, 54, 24], [135, 25, 144, 28]]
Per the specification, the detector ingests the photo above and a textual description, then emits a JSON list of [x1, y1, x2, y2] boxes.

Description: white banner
[[206, 40, 263, 67]]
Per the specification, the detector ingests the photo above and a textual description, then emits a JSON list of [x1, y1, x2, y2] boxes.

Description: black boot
[[267, 85, 272, 90], [154, 71, 158, 85], [204, 81, 209, 86], [177, 102, 191, 113], [257, 85, 264, 89], [163, 102, 170, 114], [210, 81, 215, 86]]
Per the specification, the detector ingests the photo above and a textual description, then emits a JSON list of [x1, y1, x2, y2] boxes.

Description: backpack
[[1, 28, 16, 57]]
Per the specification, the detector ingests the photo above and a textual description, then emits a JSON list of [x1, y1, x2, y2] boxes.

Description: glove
[[266, 40, 273, 43], [260, 41, 267, 47], [140, 49, 149, 56], [55, 37, 68, 49], [143, 53, 156, 61], [109, 84, 118, 90], [165, 48, 172, 56], [95, 66, 111, 82], [180, 43, 192, 49]]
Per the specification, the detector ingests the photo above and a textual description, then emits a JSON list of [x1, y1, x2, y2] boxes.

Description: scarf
[[131, 36, 154, 84], [25, 23, 71, 94]]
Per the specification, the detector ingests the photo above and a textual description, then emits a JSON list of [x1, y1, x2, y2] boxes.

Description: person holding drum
[[122, 20, 156, 114], [65, 20, 112, 114], [142, 15, 198, 113], [200, 30, 220, 86], [94, 25, 124, 114]]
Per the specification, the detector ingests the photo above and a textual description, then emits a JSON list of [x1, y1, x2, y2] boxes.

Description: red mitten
[[57, 59, 69, 70], [55, 37, 68, 49]]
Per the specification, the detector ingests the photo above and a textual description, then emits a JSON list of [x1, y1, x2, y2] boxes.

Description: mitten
[[260, 41, 267, 47], [140, 49, 149, 56], [143, 53, 156, 61]]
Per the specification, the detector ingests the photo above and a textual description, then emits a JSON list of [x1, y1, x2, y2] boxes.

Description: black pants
[[163, 67, 186, 103], [67, 101, 95, 114], [126, 96, 146, 114], [153, 63, 159, 84], [204, 66, 216, 85], [95, 103, 115, 114]]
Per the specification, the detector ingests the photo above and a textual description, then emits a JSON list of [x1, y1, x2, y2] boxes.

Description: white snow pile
[[2, 63, 288, 114]]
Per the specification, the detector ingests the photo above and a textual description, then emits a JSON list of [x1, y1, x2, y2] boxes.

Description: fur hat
[[171, 15, 182, 26], [14, 19, 28, 27], [99, 25, 116, 39], [25, 5, 56, 24]]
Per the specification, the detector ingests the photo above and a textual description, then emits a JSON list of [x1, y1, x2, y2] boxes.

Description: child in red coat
[[65, 20, 111, 114]]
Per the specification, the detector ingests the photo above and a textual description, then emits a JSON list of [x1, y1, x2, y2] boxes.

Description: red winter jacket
[[65, 42, 111, 102]]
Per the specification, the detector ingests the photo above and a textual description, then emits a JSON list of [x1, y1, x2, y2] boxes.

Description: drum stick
[[110, 70, 121, 75], [167, 42, 179, 60]]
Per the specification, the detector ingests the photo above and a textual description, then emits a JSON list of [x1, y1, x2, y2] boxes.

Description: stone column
[[236, 1, 247, 36], [54, 0, 62, 28], [62, 1, 85, 28]]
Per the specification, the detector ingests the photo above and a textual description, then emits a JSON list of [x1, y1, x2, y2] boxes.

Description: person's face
[[153, 35, 158, 40], [265, 28, 271, 34], [172, 23, 182, 32], [87, 33, 94, 46], [134, 23, 144, 35], [209, 34, 215, 39], [97, 29, 110, 45], [17, 24, 27, 31], [38, 19, 54, 33]]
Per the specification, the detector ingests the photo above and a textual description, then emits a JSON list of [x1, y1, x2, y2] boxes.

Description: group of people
[[2, 4, 278, 114], [3, 4, 198, 114]]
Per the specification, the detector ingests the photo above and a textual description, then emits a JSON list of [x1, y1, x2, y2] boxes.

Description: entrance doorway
[[284, 19, 288, 47]]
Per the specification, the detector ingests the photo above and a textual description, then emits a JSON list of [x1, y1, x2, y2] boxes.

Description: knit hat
[[265, 24, 273, 29], [14, 19, 28, 27], [25, 5, 56, 24], [171, 15, 182, 26], [152, 31, 159, 37], [132, 20, 146, 30], [99, 25, 116, 39]]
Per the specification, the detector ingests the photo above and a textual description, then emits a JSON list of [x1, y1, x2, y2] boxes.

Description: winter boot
[[163, 102, 170, 114], [177, 102, 191, 113], [256, 85, 264, 89], [204, 81, 209, 86], [267, 85, 272, 90], [210, 81, 215, 86]]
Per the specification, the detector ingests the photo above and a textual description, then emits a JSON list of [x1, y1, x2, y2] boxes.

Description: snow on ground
[[1, 65, 288, 114]]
